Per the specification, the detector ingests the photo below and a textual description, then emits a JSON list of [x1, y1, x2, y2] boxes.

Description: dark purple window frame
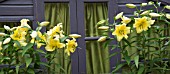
[[44, 0, 121, 74]]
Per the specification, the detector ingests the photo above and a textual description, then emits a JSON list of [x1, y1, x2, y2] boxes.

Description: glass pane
[[45, 3, 70, 35], [84, 3, 110, 74], [45, 3, 71, 74], [85, 3, 108, 37]]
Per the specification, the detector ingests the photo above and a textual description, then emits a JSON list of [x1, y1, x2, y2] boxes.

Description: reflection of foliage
[[97, 1, 170, 74]]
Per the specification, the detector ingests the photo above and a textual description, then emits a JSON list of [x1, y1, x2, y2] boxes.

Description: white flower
[[165, 5, 170, 10], [0, 33, 6, 36], [115, 12, 123, 20], [97, 36, 107, 42], [126, 4, 136, 8], [39, 21, 50, 27], [3, 38, 11, 44], [98, 26, 109, 30], [4, 25, 11, 31], [30, 31, 37, 38], [166, 14, 170, 20], [141, 3, 147, 6], [149, 13, 161, 17], [69, 34, 81, 38]]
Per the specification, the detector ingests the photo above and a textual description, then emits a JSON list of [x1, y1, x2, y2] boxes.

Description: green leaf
[[123, 39, 131, 47], [13, 40, 21, 48], [108, 52, 118, 59], [26, 58, 32, 68], [27, 69, 35, 74], [16, 65, 19, 74], [36, 49, 46, 54], [22, 43, 33, 56], [137, 65, 144, 74], [134, 55, 139, 68], [60, 36, 68, 42], [3, 44, 9, 50], [37, 62, 50, 68], [123, 50, 131, 65], [3, 56, 10, 60], [112, 63, 126, 73]]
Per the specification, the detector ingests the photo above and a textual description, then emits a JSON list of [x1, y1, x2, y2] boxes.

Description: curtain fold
[[85, 3, 110, 74], [45, 3, 71, 74]]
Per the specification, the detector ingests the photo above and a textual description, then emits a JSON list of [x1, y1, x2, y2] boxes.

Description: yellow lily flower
[[133, 17, 154, 33], [45, 37, 65, 51], [112, 23, 130, 41], [65, 38, 78, 56], [10, 28, 27, 41]]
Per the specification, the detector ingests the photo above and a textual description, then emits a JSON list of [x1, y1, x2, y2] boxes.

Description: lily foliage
[[97, 1, 170, 74], [0, 19, 81, 73]]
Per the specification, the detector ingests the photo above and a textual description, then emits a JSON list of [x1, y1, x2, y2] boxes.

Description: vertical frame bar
[[76, 0, 87, 74], [70, 0, 79, 74], [33, 0, 45, 31], [108, 0, 121, 72]]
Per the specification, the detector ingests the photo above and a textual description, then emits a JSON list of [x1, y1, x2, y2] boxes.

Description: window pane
[[45, 3, 71, 74], [84, 3, 110, 74], [85, 3, 108, 37], [45, 3, 70, 34]]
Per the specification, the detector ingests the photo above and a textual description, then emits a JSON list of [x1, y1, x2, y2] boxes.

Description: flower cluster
[[97, 1, 168, 42], [0, 19, 81, 56], [0, 19, 81, 73], [97, 1, 170, 73]]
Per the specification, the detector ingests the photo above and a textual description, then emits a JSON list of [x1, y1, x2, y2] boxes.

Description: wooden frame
[[44, 0, 79, 74], [77, 0, 120, 73]]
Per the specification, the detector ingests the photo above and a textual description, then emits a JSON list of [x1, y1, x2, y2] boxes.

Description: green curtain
[[85, 3, 110, 74], [45, 3, 71, 74]]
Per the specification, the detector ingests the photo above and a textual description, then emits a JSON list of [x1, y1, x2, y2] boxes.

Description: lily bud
[[165, 5, 170, 10], [140, 10, 150, 15], [0, 41, 2, 50], [148, 1, 154, 5], [4, 25, 11, 31], [98, 36, 107, 42], [115, 12, 123, 20], [166, 14, 170, 20], [3, 38, 11, 44], [141, 3, 147, 6], [98, 26, 109, 30], [39, 21, 50, 27], [0, 33, 6, 36], [20, 19, 31, 28], [149, 13, 161, 17], [121, 16, 131, 24], [69, 34, 81, 38], [126, 4, 136, 8]]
